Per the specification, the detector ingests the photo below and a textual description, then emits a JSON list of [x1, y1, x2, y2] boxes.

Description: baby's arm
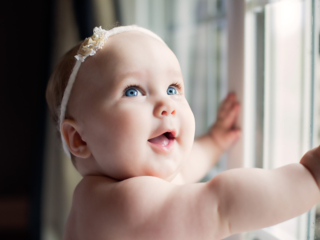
[[182, 93, 241, 183], [128, 147, 320, 237], [214, 160, 320, 234]]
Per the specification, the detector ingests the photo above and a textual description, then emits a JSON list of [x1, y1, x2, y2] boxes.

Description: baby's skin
[[61, 31, 320, 240]]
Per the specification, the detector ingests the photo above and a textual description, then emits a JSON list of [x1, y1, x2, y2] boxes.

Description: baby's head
[[46, 26, 195, 181]]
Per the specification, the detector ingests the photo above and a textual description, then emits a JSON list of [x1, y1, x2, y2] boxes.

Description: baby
[[46, 26, 320, 240]]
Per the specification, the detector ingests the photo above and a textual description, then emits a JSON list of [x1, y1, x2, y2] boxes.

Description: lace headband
[[59, 25, 165, 158]]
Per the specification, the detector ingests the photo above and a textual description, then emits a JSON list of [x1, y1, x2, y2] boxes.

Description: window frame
[[225, 0, 318, 239]]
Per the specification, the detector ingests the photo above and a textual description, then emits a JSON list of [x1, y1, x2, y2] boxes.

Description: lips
[[148, 131, 176, 152], [148, 132, 174, 145]]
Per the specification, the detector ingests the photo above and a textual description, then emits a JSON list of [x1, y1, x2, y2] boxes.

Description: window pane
[[245, 0, 316, 239], [312, 0, 320, 238]]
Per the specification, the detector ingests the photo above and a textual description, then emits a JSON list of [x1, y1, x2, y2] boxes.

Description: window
[[227, 0, 319, 239]]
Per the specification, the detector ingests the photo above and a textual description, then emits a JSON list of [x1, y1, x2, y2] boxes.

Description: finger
[[218, 93, 236, 119], [218, 99, 237, 122], [220, 93, 235, 110], [222, 102, 240, 128]]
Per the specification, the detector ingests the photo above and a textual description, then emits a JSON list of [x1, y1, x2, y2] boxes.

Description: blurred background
[[1, 0, 320, 239]]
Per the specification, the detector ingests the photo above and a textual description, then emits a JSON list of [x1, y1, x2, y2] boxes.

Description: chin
[[164, 173, 179, 182], [152, 166, 181, 182], [139, 167, 175, 181]]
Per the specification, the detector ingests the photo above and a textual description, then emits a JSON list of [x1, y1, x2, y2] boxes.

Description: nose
[[153, 97, 176, 118]]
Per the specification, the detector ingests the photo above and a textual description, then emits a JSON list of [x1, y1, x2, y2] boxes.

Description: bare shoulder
[[64, 175, 229, 240], [63, 176, 117, 240]]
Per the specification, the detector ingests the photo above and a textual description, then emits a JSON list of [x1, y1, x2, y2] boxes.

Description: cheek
[[113, 105, 150, 139], [94, 105, 151, 159]]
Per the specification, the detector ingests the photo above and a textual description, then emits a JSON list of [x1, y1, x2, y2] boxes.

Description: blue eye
[[124, 87, 142, 97], [167, 86, 178, 95]]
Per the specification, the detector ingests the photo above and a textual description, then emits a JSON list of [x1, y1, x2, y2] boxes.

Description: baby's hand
[[209, 93, 241, 153], [300, 145, 320, 190]]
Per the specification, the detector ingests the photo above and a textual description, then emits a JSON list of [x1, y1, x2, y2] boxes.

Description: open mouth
[[148, 131, 175, 149], [163, 132, 175, 140]]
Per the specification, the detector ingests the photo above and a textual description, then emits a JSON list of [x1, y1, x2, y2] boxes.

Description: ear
[[61, 119, 91, 158]]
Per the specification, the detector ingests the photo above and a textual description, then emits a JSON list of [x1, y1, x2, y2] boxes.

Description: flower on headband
[[75, 27, 107, 62]]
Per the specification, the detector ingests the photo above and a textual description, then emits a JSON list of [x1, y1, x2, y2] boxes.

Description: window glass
[[313, 0, 320, 238], [244, 0, 318, 239]]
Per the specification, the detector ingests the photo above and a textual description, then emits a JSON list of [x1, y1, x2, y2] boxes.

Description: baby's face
[[69, 31, 195, 181]]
